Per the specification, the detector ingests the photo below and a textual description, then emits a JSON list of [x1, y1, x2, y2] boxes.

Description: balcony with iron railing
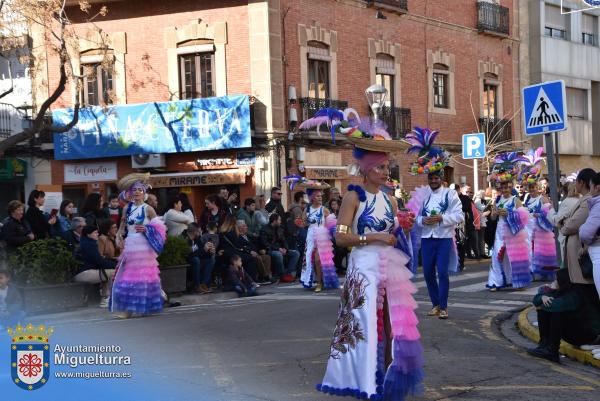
[[365, 0, 408, 14], [476, 1, 510, 37], [0, 103, 26, 139], [298, 97, 349, 121], [479, 118, 512, 146], [379, 106, 411, 140]]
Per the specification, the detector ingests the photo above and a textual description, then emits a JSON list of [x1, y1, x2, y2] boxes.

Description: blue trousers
[[189, 256, 215, 287], [421, 238, 452, 310]]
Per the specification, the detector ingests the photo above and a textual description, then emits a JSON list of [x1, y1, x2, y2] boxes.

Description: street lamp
[[365, 84, 387, 121]]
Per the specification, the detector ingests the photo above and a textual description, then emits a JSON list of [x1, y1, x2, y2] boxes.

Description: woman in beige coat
[[559, 169, 596, 285]]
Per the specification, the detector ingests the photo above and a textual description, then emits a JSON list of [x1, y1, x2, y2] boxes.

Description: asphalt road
[[12, 262, 600, 401]]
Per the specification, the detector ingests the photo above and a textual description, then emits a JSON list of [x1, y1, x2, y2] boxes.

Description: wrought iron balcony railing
[[379, 106, 411, 140], [0, 103, 21, 139], [477, 1, 510, 36], [479, 117, 512, 145], [366, 0, 408, 14], [298, 97, 349, 122]]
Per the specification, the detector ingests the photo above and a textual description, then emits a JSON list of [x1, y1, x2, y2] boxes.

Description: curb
[[517, 306, 600, 368]]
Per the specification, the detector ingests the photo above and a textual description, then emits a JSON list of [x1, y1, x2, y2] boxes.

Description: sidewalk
[[517, 306, 600, 368]]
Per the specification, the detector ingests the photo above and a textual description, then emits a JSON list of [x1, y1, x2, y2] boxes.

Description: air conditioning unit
[[131, 154, 166, 169]]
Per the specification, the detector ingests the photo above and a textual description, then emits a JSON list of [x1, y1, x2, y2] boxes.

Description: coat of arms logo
[[6, 323, 53, 390]]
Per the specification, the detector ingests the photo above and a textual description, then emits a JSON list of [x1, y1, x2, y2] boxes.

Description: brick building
[[35, 0, 521, 212]]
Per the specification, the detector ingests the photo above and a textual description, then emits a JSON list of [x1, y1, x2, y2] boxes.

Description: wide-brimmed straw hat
[[117, 172, 151, 192], [283, 175, 330, 191], [347, 136, 408, 153]]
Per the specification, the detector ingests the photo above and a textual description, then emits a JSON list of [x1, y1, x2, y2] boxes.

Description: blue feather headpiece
[[404, 127, 449, 175]]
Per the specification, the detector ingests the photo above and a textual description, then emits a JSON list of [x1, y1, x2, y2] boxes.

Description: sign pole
[[545, 133, 559, 210], [473, 159, 479, 194]]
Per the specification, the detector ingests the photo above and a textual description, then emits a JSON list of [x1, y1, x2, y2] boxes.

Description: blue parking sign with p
[[462, 133, 486, 159]]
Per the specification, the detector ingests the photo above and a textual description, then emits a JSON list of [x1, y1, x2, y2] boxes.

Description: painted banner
[[52, 94, 251, 160]]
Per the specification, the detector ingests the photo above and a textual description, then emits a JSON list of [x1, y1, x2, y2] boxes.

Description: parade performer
[[302, 109, 423, 401], [519, 147, 558, 279], [111, 173, 166, 318], [406, 127, 463, 319], [486, 153, 532, 291], [284, 176, 339, 291]]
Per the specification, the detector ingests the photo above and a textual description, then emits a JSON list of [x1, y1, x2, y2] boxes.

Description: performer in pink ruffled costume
[[301, 108, 423, 401], [111, 173, 166, 318]]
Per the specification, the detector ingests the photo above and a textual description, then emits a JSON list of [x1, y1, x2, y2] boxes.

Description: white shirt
[[416, 187, 464, 239]]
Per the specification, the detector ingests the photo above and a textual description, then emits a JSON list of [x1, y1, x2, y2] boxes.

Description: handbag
[[578, 251, 594, 279]]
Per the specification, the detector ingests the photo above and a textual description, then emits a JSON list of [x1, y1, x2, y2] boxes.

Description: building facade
[[37, 0, 522, 213], [522, 0, 600, 176]]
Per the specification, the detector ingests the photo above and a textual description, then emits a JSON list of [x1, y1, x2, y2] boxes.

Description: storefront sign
[[305, 166, 348, 180], [236, 151, 256, 166], [52, 94, 251, 160], [64, 162, 118, 183], [0, 158, 27, 180], [149, 169, 246, 188], [196, 158, 236, 168]]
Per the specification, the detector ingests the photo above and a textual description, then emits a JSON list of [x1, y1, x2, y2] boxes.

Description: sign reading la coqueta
[[52, 95, 251, 160]]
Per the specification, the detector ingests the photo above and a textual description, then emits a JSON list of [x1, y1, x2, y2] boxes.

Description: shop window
[[81, 63, 113, 106], [178, 52, 215, 99], [433, 64, 449, 109]]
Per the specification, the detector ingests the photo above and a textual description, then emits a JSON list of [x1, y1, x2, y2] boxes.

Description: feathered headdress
[[560, 171, 579, 185], [404, 127, 450, 175], [518, 147, 545, 184], [490, 152, 527, 183], [298, 107, 407, 153], [298, 108, 345, 143], [282, 175, 330, 191]]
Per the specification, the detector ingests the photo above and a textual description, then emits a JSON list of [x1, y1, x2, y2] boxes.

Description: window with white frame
[[432, 63, 449, 109], [582, 13, 597, 46], [307, 41, 330, 100], [544, 3, 569, 40], [566, 87, 587, 120], [375, 54, 395, 107]]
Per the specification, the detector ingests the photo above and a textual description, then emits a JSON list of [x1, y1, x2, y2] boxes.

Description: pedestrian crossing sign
[[522, 80, 568, 136]]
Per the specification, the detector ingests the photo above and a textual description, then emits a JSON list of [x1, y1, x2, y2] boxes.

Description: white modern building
[[521, 0, 600, 175]]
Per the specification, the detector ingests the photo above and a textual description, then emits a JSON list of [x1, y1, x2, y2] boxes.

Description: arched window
[[177, 39, 216, 99], [80, 50, 114, 106], [375, 54, 395, 107], [307, 41, 330, 100], [482, 72, 498, 119]]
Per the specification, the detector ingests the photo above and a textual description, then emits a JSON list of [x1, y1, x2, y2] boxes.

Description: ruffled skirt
[[110, 233, 163, 314], [318, 245, 423, 400]]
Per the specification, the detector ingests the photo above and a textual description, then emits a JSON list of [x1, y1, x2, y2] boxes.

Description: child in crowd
[[0, 268, 25, 329], [200, 222, 220, 250], [103, 194, 123, 226], [226, 254, 258, 297]]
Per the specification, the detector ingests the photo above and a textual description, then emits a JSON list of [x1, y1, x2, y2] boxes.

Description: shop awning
[[149, 169, 247, 188], [0, 158, 27, 181], [304, 166, 348, 180]]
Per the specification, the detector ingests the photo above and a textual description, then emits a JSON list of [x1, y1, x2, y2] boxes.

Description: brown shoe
[[427, 306, 440, 317], [439, 309, 449, 319], [198, 284, 213, 294]]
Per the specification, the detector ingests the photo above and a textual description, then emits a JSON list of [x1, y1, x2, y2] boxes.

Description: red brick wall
[[282, 0, 515, 192], [48, 0, 251, 108]]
